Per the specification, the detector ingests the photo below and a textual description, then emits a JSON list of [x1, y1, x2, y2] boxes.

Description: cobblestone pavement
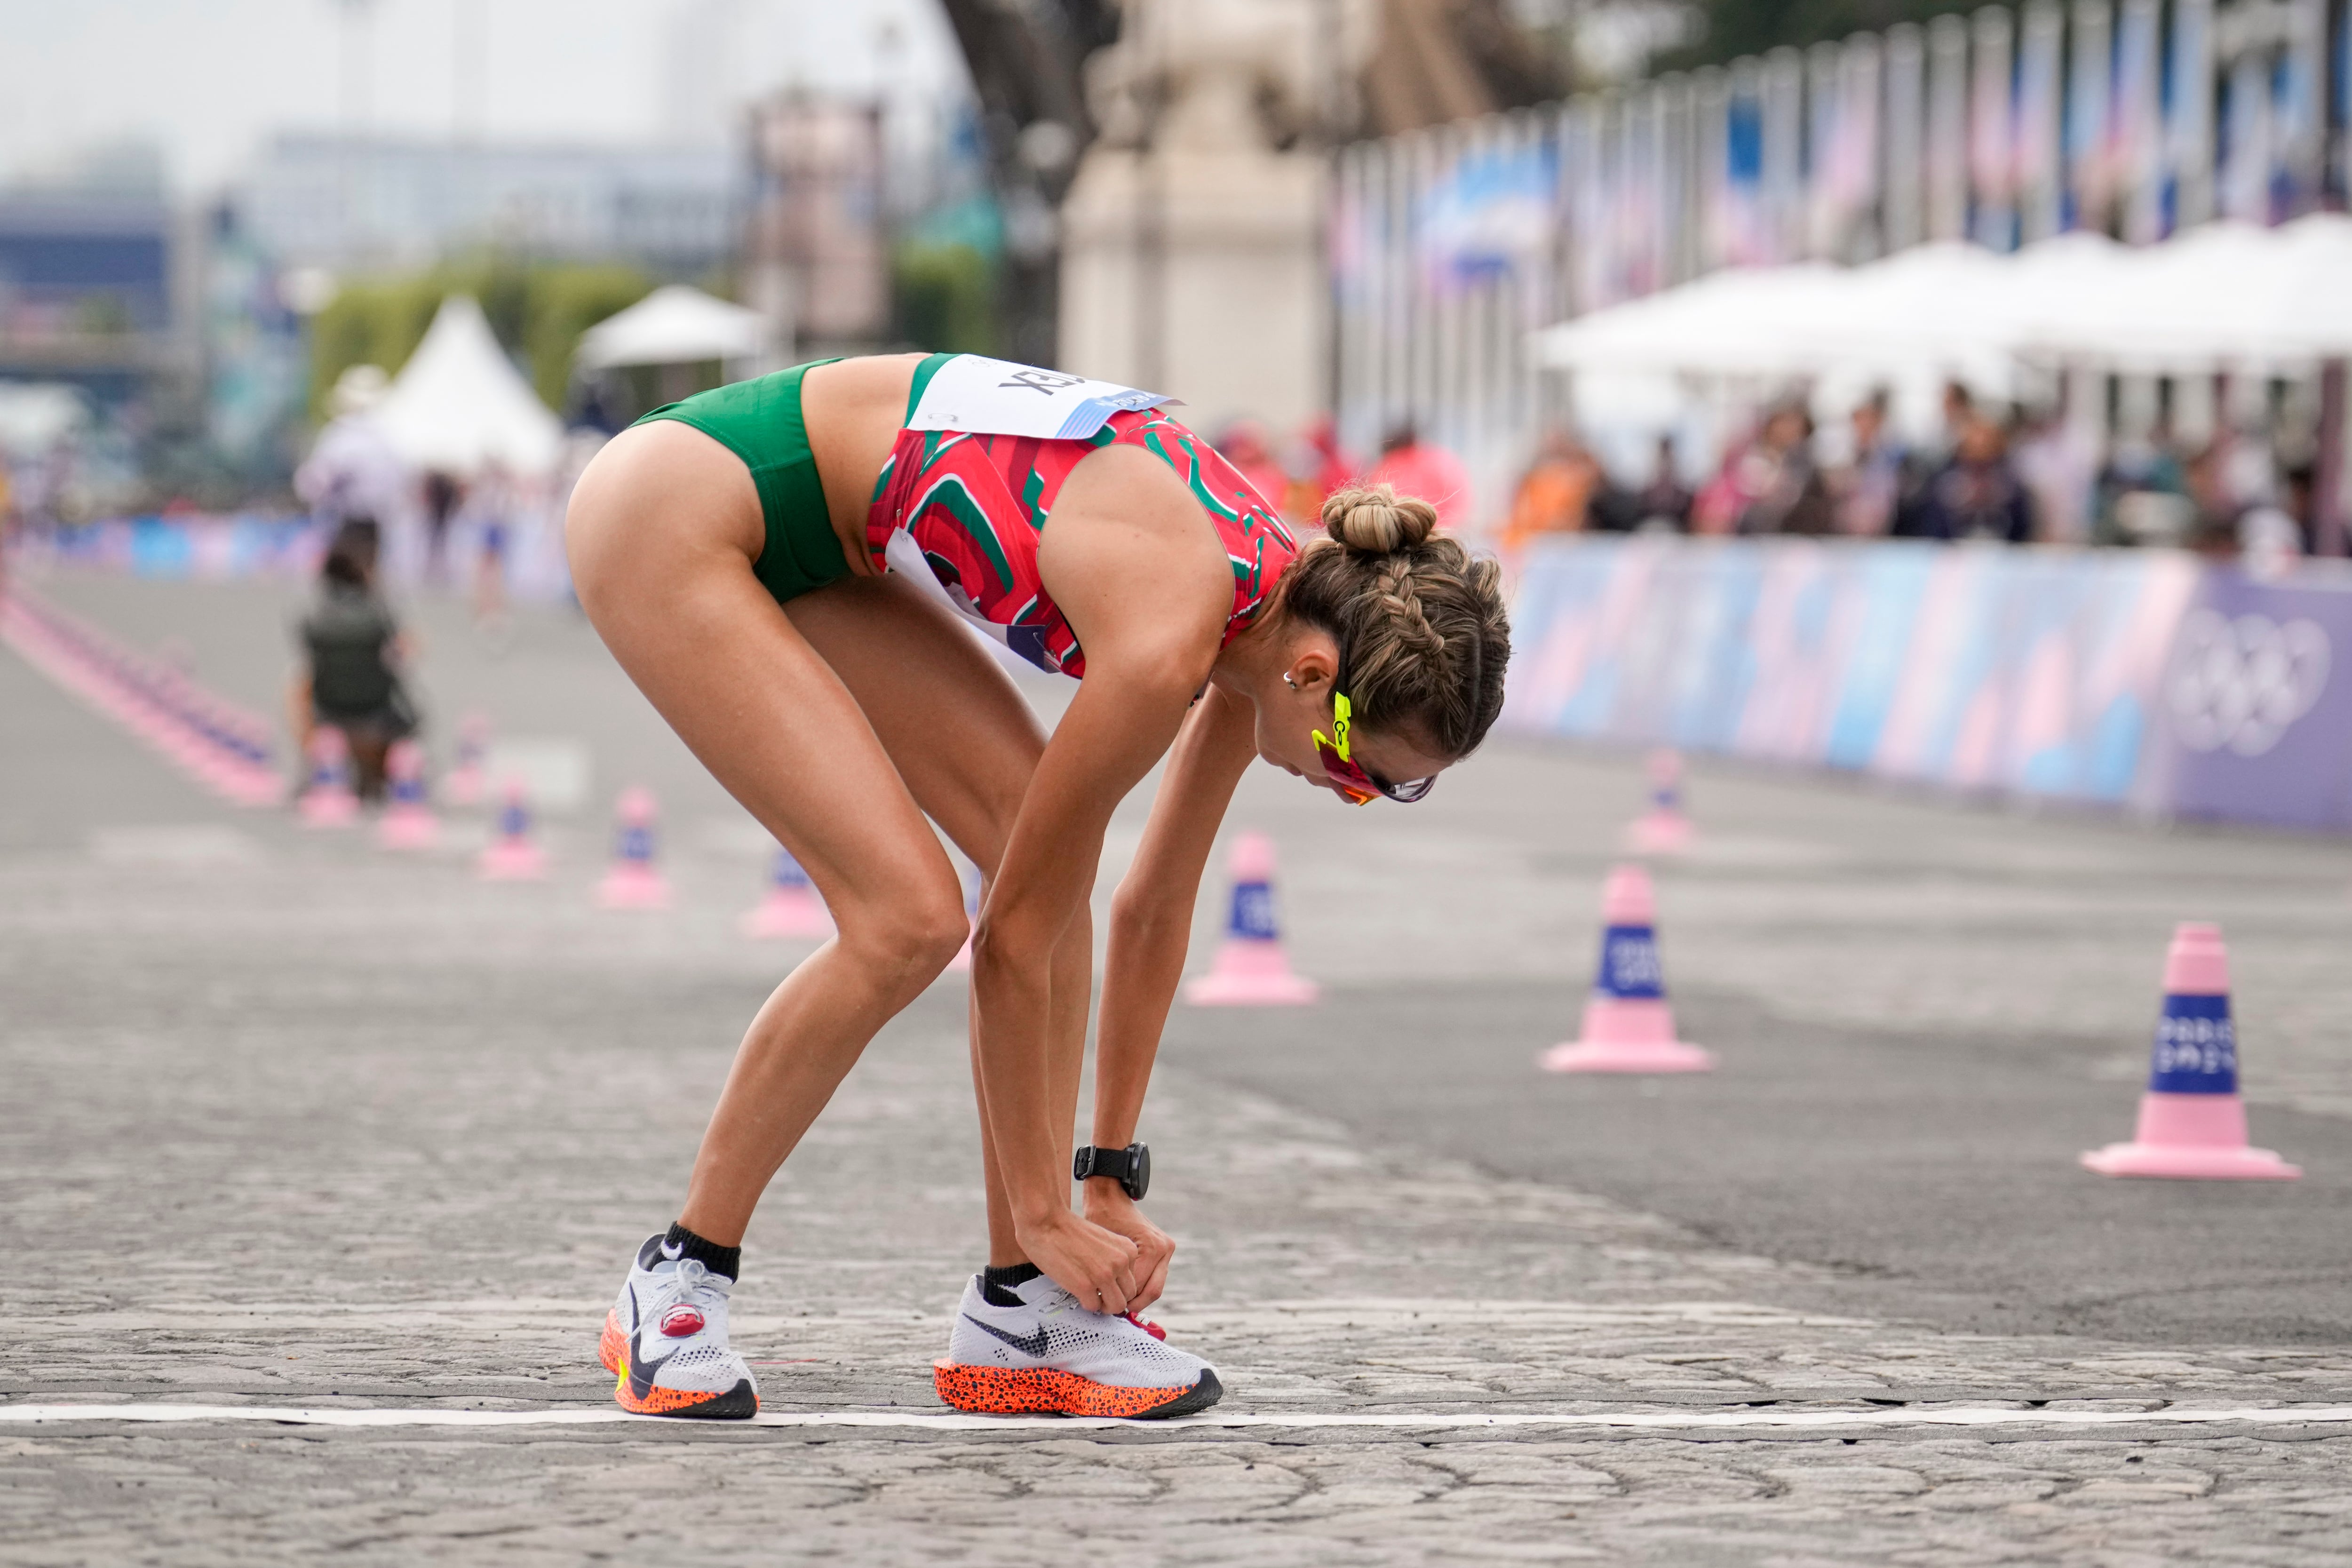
[[3, 571, 2350, 1565]]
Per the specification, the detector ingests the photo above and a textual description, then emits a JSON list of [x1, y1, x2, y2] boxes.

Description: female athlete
[[565, 352, 1509, 1421]]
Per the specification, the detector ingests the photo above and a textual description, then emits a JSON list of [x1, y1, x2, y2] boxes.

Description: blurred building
[[0, 146, 204, 512], [0, 179, 199, 411], [742, 98, 890, 357], [234, 135, 740, 275]]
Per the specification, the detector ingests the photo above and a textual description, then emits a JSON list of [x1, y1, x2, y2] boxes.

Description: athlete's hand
[[1081, 1186, 1174, 1313], [1017, 1209, 1142, 1315]]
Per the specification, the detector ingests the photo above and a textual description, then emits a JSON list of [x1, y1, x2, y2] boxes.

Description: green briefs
[[632, 358, 852, 605]]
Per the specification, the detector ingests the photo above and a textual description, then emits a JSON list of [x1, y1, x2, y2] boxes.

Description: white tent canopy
[[373, 295, 564, 478], [576, 285, 771, 371], [1534, 218, 2352, 387]]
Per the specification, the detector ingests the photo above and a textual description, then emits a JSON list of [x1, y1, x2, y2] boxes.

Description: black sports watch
[[1072, 1142, 1151, 1201]]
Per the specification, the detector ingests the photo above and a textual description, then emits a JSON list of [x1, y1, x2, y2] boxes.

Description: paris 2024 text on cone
[[2081, 922, 2299, 1180], [1184, 832, 1318, 1006], [596, 788, 672, 910], [477, 781, 548, 881], [740, 845, 833, 940], [1623, 749, 1694, 855], [1540, 863, 1712, 1073]]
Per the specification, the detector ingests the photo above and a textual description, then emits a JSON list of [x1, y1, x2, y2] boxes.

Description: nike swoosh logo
[[962, 1314, 1050, 1359], [628, 1326, 679, 1397]]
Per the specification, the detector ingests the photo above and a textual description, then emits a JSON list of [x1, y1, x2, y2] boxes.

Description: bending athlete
[[565, 352, 1509, 1420]]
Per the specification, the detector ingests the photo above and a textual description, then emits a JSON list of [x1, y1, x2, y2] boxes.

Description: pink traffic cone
[[1624, 749, 1695, 854], [1184, 833, 1319, 1006], [296, 729, 360, 828], [2081, 923, 2299, 1180], [376, 739, 439, 851], [443, 713, 490, 808], [739, 845, 832, 939], [1541, 864, 1713, 1073], [947, 860, 980, 973], [477, 781, 548, 880], [596, 787, 671, 909]]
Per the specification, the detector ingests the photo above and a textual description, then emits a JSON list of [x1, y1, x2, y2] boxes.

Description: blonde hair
[[1273, 484, 1510, 758]]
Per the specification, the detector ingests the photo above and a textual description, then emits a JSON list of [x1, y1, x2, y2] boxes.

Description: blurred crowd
[[1495, 382, 2324, 576]]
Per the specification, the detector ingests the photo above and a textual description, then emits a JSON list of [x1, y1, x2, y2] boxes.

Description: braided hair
[[1271, 484, 1510, 759]]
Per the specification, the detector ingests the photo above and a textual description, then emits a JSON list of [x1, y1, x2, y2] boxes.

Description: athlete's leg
[[782, 576, 1094, 1268], [567, 423, 971, 1247]]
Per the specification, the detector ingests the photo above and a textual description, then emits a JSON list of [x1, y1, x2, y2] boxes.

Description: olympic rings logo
[[2166, 609, 2330, 758]]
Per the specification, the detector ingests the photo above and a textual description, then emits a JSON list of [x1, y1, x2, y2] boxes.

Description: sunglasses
[[1312, 690, 1437, 805]]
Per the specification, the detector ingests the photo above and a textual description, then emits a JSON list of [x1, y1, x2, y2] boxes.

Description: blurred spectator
[[2239, 464, 2312, 579], [1366, 423, 1471, 533], [1214, 420, 1292, 519], [1501, 429, 1602, 550], [2094, 429, 2194, 547], [421, 470, 463, 586], [2010, 404, 2099, 544], [1697, 402, 1831, 535], [1286, 415, 1359, 522], [292, 518, 417, 799], [1829, 391, 1907, 537], [467, 462, 516, 642], [295, 365, 410, 537], [1623, 435, 1692, 533], [1902, 411, 2033, 543]]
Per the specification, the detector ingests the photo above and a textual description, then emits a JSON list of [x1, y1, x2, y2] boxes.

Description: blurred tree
[[893, 242, 1000, 357], [307, 259, 655, 421], [1652, 0, 1952, 72]]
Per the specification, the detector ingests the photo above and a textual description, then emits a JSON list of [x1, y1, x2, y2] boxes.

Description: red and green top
[[865, 366, 1299, 678]]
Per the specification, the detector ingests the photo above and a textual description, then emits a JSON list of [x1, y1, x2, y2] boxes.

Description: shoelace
[[1044, 1282, 1167, 1340], [654, 1257, 730, 1327]]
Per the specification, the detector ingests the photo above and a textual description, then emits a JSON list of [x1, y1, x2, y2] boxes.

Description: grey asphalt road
[[1162, 980, 2352, 1346], [20, 567, 2352, 1354], [9, 565, 2352, 1564]]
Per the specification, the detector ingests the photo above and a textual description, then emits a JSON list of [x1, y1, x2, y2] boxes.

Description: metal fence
[[1331, 0, 2350, 530]]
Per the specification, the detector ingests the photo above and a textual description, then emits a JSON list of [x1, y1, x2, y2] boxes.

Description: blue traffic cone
[[740, 844, 832, 939], [2082, 923, 2298, 1179], [597, 788, 671, 909], [1185, 832, 1318, 1005]]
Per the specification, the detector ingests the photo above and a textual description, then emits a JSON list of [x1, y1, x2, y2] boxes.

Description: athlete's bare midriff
[[800, 354, 925, 579]]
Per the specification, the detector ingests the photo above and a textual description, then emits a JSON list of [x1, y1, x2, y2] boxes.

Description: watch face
[[1128, 1143, 1151, 1200]]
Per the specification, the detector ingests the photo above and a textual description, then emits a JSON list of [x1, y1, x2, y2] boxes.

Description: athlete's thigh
[[782, 574, 1048, 872], [566, 426, 956, 918]]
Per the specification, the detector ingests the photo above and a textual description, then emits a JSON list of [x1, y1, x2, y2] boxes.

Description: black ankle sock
[[665, 1222, 741, 1281], [979, 1261, 1040, 1307]]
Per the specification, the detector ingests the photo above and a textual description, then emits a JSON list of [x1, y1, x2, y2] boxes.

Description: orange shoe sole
[[602, 1309, 758, 1419], [933, 1360, 1222, 1419]]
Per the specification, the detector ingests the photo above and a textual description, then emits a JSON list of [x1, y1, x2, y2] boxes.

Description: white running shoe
[[934, 1272, 1223, 1418], [598, 1235, 759, 1419]]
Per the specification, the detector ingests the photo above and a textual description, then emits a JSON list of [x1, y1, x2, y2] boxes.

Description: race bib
[[907, 355, 1176, 441]]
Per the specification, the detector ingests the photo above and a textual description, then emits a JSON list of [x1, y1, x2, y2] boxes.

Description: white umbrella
[[2234, 213, 2352, 363], [1534, 264, 1848, 378], [2028, 220, 2284, 371], [1804, 241, 2017, 389], [373, 295, 564, 478], [576, 285, 771, 371]]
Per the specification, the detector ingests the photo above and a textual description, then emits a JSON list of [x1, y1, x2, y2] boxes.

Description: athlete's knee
[[835, 881, 968, 987]]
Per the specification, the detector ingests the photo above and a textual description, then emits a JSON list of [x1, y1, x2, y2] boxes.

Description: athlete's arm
[[1082, 686, 1257, 1308], [974, 456, 1230, 1314]]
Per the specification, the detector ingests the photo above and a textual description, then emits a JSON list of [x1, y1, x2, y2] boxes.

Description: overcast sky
[[0, 0, 969, 194]]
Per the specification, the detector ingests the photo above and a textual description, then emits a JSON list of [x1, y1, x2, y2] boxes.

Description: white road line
[[6, 1403, 2351, 1433]]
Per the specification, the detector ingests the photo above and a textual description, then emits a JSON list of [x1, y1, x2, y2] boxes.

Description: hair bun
[[1321, 484, 1438, 554]]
